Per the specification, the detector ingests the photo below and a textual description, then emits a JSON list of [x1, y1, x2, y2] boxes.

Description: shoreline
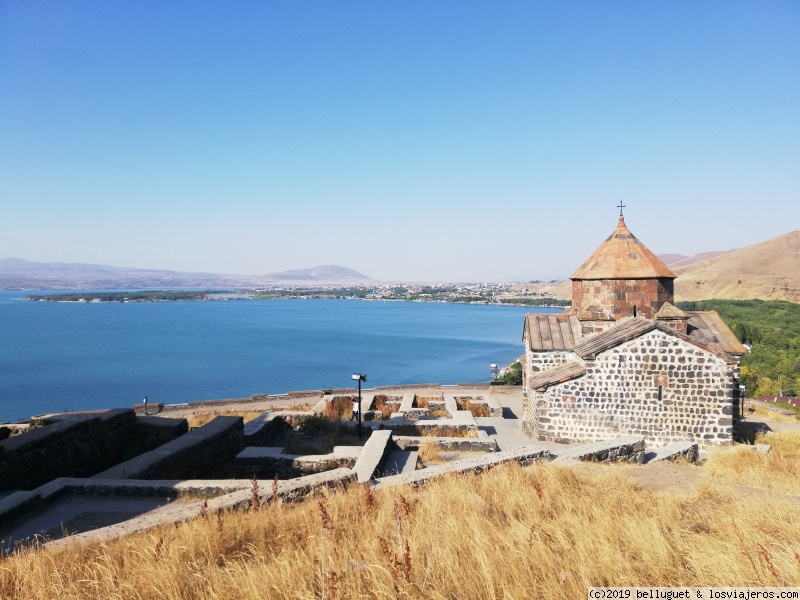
[[24, 294, 569, 309]]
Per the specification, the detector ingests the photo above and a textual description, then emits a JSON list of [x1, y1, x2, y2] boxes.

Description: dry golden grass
[[186, 411, 263, 428], [417, 444, 447, 466], [283, 404, 314, 412], [4, 460, 800, 599], [746, 403, 800, 424], [705, 431, 800, 494], [323, 396, 352, 421], [415, 395, 441, 408]]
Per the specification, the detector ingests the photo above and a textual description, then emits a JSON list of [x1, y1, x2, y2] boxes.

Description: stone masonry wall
[[133, 418, 245, 480], [526, 350, 574, 373], [523, 348, 577, 419], [0, 410, 138, 491], [524, 329, 737, 446], [572, 278, 673, 320]]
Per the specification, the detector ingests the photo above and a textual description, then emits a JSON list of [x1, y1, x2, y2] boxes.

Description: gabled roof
[[573, 317, 657, 359], [528, 361, 587, 391], [523, 313, 582, 351], [570, 217, 677, 280], [655, 302, 689, 319], [577, 300, 615, 322], [687, 311, 746, 356], [570, 315, 740, 363]]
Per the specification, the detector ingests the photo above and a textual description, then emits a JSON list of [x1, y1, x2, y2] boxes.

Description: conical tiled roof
[[570, 217, 677, 280]]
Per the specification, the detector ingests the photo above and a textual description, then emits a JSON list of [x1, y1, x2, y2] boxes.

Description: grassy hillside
[[3, 442, 800, 599]]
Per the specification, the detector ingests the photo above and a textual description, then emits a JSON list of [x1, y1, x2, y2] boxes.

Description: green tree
[[492, 362, 523, 386]]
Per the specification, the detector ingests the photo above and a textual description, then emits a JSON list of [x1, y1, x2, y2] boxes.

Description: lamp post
[[352, 373, 367, 439], [740, 384, 746, 417]]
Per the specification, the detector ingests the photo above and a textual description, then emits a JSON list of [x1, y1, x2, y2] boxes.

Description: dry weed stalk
[[154, 536, 164, 559], [732, 521, 759, 576], [363, 483, 376, 515], [757, 543, 782, 583], [216, 509, 224, 534], [398, 494, 412, 519], [531, 473, 544, 500], [377, 499, 413, 595], [318, 496, 339, 600], [271, 473, 279, 506], [250, 475, 260, 511]]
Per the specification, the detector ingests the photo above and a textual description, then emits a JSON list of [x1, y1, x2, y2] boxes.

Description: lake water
[[0, 290, 559, 422]]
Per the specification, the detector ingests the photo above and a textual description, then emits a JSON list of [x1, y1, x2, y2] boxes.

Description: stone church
[[521, 214, 745, 446]]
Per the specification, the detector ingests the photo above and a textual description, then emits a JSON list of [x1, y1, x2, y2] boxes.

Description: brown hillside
[[665, 250, 734, 269], [538, 280, 571, 300], [674, 230, 800, 302]]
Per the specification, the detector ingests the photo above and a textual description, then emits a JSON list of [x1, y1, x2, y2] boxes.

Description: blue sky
[[1, 2, 798, 281]]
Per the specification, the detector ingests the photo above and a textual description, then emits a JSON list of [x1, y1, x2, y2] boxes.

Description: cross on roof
[[617, 201, 626, 217]]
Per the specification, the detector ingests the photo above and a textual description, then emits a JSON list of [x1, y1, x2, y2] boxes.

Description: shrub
[[298, 414, 339, 437]]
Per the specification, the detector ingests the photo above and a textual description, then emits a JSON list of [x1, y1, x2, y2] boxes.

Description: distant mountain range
[[0, 258, 372, 289], [257, 265, 371, 283]]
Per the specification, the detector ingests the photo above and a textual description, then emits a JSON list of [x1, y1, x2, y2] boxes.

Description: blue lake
[[0, 290, 559, 422]]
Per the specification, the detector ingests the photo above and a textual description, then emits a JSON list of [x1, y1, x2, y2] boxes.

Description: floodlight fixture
[[351, 372, 367, 438]]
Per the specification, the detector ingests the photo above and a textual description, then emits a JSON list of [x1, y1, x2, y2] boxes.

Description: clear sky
[[1, 2, 798, 282]]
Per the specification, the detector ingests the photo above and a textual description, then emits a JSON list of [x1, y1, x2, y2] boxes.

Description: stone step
[[645, 441, 699, 464], [551, 436, 645, 464]]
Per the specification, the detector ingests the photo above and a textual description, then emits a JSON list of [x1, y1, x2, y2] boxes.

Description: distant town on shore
[[23, 285, 572, 307]]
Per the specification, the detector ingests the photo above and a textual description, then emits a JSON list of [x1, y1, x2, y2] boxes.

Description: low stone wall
[[372, 444, 550, 490], [370, 417, 479, 437], [647, 441, 699, 463], [392, 436, 497, 452], [0, 409, 140, 492], [488, 385, 523, 394], [92, 416, 245, 480], [552, 436, 646, 464], [0, 477, 254, 532], [36, 470, 356, 550], [132, 403, 165, 415], [375, 384, 440, 391], [243, 413, 295, 445], [406, 407, 430, 420], [159, 398, 250, 413], [454, 395, 503, 418], [134, 416, 188, 451]]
